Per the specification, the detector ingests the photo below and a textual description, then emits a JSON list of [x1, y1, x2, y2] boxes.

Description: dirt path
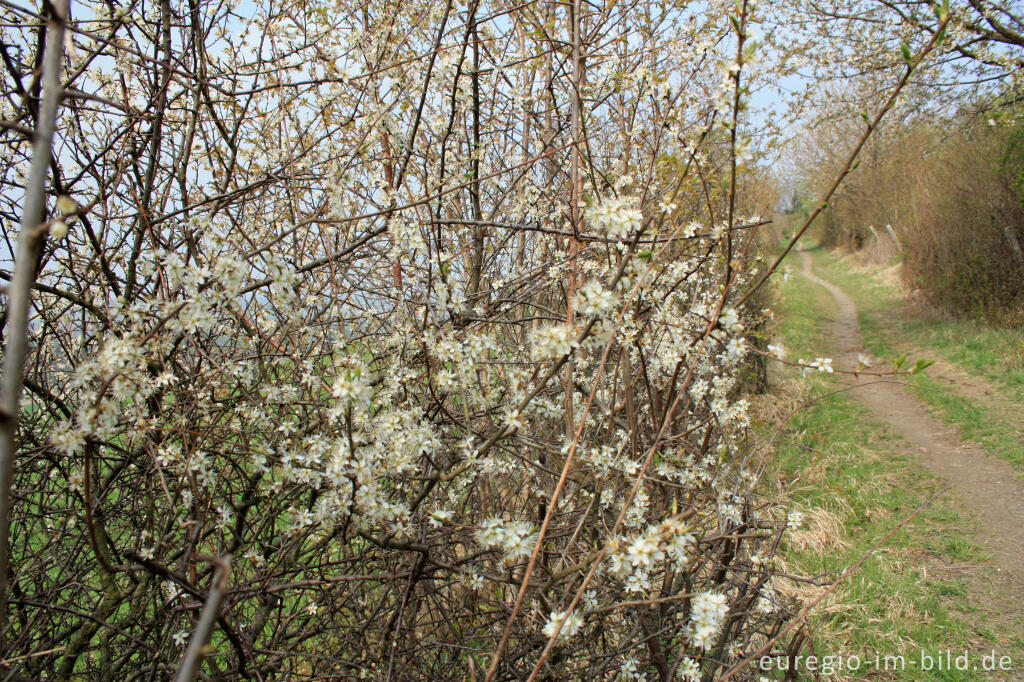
[[869, 335, 1024, 457], [798, 249, 1024, 602]]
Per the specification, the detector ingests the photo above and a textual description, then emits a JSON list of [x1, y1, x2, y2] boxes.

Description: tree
[[768, 0, 1024, 102]]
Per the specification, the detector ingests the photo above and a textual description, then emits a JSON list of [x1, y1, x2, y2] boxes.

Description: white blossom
[[541, 609, 583, 642], [586, 197, 643, 239], [688, 591, 728, 650]]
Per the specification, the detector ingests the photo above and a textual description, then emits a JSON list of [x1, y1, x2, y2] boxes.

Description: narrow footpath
[[799, 249, 1024, 606]]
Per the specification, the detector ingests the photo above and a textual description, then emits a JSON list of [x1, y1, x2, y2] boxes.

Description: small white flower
[[56, 195, 78, 215], [719, 307, 742, 333], [541, 609, 583, 641], [576, 280, 619, 318], [332, 363, 372, 405], [688, 591, 728, 650], [50, 421, 85, 455], [530, 324, 577, 361], [586, 196, 643, 239], [666, 532, 694, 565], [678, 657, 701, 681], [503, 409, 527, 432], [626, 530, 665, 569], [619, 656, 641, 679], [67, 470, 84, 493], [756, 586, 778, 614], [216, 504, 234, 528], [476, 518, 535, 559], [49, 220, 68, 240], [624, 572, 651, 593], [809, 357, 833, 373]]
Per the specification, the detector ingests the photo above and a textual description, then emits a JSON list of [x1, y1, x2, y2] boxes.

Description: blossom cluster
[[689, 591, 730, 650], [586, 197, 644, 239]]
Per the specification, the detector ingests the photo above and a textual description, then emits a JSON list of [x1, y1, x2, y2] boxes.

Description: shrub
[[899, 117, 1024, 316], [0, 0, 803, 678], [797, 104, 1024, 317]]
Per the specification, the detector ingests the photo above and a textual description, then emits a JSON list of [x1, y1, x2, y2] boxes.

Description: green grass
[[758, 256, 1019, 680], [910, 324, 1024, 396], [795, 242, 1023, 386], [803, 245, 1024, 474]]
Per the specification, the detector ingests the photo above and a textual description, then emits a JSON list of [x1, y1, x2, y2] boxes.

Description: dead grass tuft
[[788, 507, 851, 554]]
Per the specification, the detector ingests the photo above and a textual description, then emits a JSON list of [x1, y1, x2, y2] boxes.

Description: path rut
[[799, 249, 1024, 602]]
